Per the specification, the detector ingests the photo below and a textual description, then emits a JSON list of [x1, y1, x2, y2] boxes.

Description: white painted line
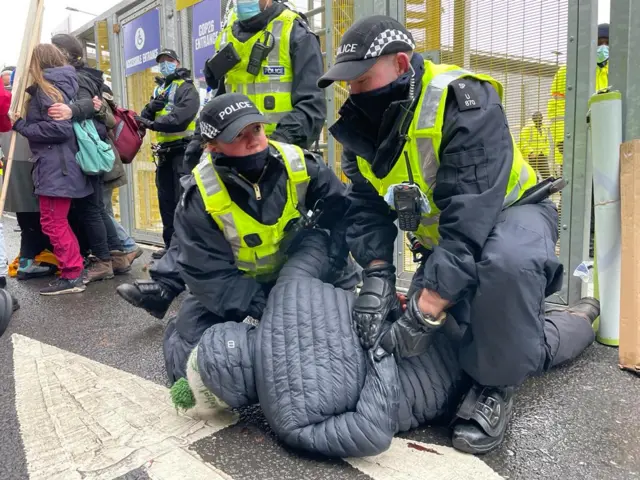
[[145, 447, 234, 480], [345, 437, 503, 480], [12, 334, 238, 480]]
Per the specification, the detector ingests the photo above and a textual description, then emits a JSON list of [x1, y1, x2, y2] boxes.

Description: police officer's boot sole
[[451, 385, 514, 455], [116, 283, 170, 320]]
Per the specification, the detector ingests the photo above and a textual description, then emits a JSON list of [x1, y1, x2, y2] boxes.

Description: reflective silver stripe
[[256, 252, 284, 267], [417, 69, 471, 130], [268, 21, 284, 64], [237, 260, 255, 271], [548, 116, 564, 122], [219, 212, 241, 256], [226, 82, 293, 95], [420, 214, 440, 227], [503, 160, 533, 207], [277, 142, 309, 206], [278, 143, 305, 172], [196, 161, 222, 196], [416, 138, 438, 188]]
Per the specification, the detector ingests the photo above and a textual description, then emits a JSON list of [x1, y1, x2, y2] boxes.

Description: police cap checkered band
[[199, 93, 267, 143], [318, 15, 415, 88]]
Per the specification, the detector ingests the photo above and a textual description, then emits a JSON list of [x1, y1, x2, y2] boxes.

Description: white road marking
[[345, 437, 503, 480], [12, 334, 238, 480]]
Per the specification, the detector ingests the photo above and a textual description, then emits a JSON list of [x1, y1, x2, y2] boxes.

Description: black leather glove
[[374, 292, 447, 361], [148, 97, 167, 113], [247, 287, 268, 320], [134, 116, 155, 131], [353, 263, 399, 349]]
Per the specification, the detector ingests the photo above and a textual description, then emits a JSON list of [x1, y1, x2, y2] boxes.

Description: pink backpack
[[111, 107, 146, 164]]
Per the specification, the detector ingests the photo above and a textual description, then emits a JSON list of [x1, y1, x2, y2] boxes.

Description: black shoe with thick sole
[[451, 384, 514, 455], [0, 289, 14, 338], [116, 280, 174, 319], [151, 248, 167, 260]]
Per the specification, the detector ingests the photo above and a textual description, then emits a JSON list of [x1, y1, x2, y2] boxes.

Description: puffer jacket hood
[[41, 66, 78, 100]]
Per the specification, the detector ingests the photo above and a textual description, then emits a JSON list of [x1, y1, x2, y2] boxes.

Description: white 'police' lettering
[[263, 65, 285, 76], [219, 101, 252, 120], [337, 43, 357, 56]]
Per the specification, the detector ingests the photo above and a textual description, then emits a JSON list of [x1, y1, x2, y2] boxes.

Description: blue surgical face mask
[[160, 61, 177, 77], [237, 0, 261, 21], [597, 45, 609, 65]]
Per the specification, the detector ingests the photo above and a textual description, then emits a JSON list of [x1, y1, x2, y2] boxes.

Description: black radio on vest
[[247, 32, 275, 76], [393, 152, 422, 232]]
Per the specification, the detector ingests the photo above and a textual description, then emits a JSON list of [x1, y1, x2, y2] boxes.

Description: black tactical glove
[[374, 292, 447, 361], [247, 287, 268, 320], [134, 116, 155, 131], [148, 97, 167, 113], [353, 263, 399, 349]]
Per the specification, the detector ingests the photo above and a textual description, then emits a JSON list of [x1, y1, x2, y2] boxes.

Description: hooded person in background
[[136, 49, 200, 260], [48, 34, 138, 283]]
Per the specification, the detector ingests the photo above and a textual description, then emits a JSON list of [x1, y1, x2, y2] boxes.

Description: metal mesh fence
[[402, 0, 568, 274]]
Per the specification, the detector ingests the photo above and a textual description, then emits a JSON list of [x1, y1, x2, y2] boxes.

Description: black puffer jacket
[[195, 230, 468, 457]]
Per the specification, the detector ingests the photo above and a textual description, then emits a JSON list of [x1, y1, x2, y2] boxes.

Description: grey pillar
[[553, 0, 597, 306]]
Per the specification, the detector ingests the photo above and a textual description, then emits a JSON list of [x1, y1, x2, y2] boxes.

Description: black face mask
[[218, 146, 270, 182], [349, 69, 413, 127]]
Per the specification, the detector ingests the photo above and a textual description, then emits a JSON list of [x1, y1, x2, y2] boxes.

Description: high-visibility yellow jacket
[[355, 61, 537, 249], [193, 140, 309, 280]]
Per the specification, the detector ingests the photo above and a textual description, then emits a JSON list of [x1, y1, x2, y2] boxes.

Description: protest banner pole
[[0, 0, 44, 218]]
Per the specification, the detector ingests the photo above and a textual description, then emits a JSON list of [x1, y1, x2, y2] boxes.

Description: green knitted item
[[170, 377, 196, 411]]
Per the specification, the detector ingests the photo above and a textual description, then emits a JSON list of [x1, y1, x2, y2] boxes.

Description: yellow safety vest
[[596, 63, 609, 92], [518, 123, 554, 159], [154, 79, 197, 144], [214, 9, 297, 135], [356, 62, 537, 249], [193, 140, 309, 280]]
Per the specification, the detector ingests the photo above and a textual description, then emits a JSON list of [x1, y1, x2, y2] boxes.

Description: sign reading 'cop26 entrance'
[[123, 8, 161, 77], [192, 0, 221, 82]]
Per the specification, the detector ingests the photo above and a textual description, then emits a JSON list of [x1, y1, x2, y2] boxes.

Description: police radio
[[394, 152, 423, 232], [247, 31, 275, 76]]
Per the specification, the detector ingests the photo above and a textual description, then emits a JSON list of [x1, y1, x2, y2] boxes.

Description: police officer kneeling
[[319, 16, 600, 454], [117, 0, 327, 315], [161, 93, 356, 382]]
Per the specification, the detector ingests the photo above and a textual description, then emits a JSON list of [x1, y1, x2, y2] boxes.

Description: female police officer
[[158, 93, 356, 382]]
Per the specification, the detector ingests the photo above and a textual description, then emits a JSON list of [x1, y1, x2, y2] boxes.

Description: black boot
[[116, 280, 175, 319], [151, 248, 167, 260], [546, 297, 600, 324], [451, 384, 514, 454]]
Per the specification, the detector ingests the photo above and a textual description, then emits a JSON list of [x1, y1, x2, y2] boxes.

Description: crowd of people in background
[[0, 35, 144, 304]]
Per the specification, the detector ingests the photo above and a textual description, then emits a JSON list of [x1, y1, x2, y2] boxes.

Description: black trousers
[[156, 146, 187, 248], [16, 212, 52, 259], [408, 201, 595, 388], [72, 175, 123, 260]]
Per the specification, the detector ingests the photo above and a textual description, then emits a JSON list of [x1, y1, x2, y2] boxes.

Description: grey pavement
[[0, 217, 638, 480]]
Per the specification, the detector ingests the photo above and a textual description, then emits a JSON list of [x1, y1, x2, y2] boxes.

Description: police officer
[[318, 16, 600, 454], [154, 93, 354, 382], [118, 0, 327, 314], [203, 0, 326, 149], [136, 49, 200, 259]]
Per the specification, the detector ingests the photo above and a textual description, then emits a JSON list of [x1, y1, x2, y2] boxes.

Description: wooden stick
[[0, 0, 44, 218]]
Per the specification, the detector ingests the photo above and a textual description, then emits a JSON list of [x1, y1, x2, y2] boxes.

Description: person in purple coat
[[12, 44, 92, 295]]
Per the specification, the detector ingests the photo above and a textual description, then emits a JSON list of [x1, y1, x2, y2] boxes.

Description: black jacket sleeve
[[70, 77, 98, 121], [174, 177, 266, 319], [151, 81, 200, 133], [270, 20, 326, 149], [184, 120, 204, 171], [342, 150, 398, 267], [421, 79, 513, 303]]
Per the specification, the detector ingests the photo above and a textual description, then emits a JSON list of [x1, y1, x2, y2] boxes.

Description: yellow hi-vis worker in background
[[519, 111, 554, 180]]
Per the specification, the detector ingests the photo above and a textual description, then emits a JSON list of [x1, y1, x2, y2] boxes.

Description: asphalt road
[[0, 217, 638, 480]]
